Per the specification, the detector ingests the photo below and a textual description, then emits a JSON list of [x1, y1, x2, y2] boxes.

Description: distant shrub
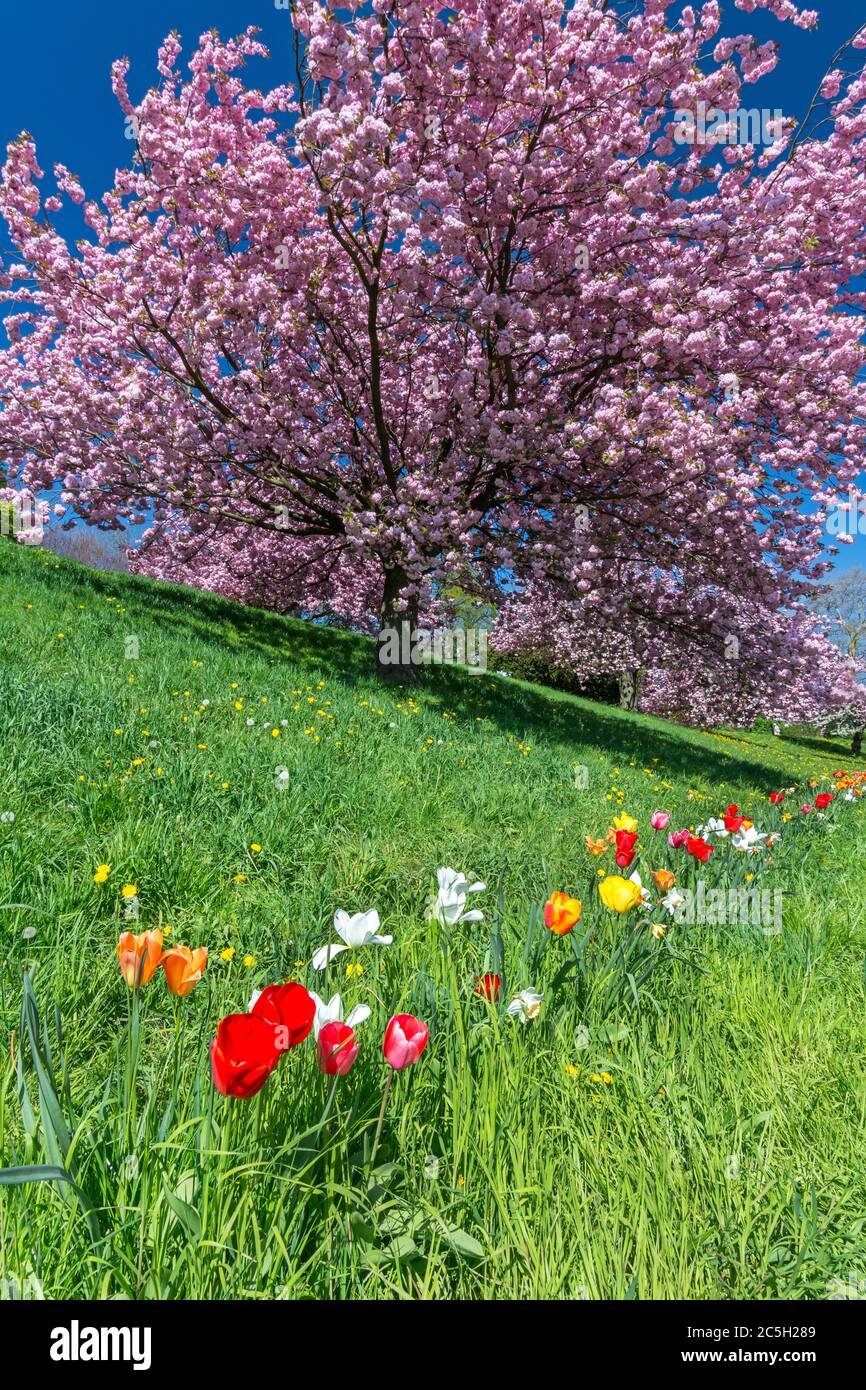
[[43, 526, 130, 573], [487, 647, 619, 703]]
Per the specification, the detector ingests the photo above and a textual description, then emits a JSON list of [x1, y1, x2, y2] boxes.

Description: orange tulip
[[585, 835, 608, 856], [117, 929, 163, 989], [162, 944, 208, 997], [652, 868, 676, 892], [544, 891, 582, 936]]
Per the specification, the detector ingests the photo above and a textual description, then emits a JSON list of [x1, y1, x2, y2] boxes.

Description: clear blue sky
[[0, 0, 863, 572]]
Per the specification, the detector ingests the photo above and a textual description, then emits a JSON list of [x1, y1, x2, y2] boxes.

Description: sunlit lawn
[[1, 541, 865, 1299]]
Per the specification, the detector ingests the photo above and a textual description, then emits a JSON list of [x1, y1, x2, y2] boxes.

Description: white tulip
[[311, 908, 393, 971]]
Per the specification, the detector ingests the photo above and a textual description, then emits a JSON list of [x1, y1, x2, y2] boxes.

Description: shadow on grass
[[16, 544, 864, 795], [776, 730, 857, 760]]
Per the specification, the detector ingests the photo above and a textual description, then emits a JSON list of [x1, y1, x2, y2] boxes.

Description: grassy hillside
[[1, 540, 865, 1300]]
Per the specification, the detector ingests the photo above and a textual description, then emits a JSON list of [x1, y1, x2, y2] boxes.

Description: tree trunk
[[377, 564, 420, 680], [618, 667, 645, 711], [852, 728, 862, 757]]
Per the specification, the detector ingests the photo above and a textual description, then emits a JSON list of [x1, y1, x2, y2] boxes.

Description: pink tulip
[[650, 810, 671, 830], [383, 1013, 429, 1071], [667, 828, 690, 848], [800, 803, 813, 814], [317, 1020, 360, 1076]]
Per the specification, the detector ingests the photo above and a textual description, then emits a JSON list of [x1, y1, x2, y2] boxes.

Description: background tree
[[811, 565, 866, 664], [492, 570, 866, 729]]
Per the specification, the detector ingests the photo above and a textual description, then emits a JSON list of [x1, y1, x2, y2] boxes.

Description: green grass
[[1, 540, 865, 1300]]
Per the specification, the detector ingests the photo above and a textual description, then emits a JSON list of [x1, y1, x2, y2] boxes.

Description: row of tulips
[[113, 775, 861, 1102], [212, 988, 428, 1099], [114, 934, 429, 1099], [540, 780, 856, 934]]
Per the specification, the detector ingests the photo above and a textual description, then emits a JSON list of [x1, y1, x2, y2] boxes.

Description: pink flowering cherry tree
[[0, 1, 865, 677]]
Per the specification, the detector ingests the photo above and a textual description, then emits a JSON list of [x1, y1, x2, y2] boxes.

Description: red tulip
[[383, 1013, 429, 1070], [686, 835, 714, 863], [317, 1020, 360, 1076], [815, 792, 834, 810], [474, 973, 501, 1001], [725, 804, 739, 817], [613, 829, 638, 869], [251, 982, 315, 1052], [210, 1013, 283, 1098], [723, 813, 744, 832], [769, 792, 785, 804]]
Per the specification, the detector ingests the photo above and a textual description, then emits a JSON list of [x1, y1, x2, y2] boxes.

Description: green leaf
[[443, 1227, 485, 1261], [0, 1163, 101, 1245], [163, 1183, 202, 1241]]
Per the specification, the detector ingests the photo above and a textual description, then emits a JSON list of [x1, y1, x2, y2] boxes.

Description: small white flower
[[574, 1024, 590, 1050], [311, 908, 393, 971], [246, 718, 255, 726], [628, 870, 651, 907], [661, 887, 686, 914], [427, 866, 486, 926], [0, 811, 15, 824], [696, 817, 727, 839], [308, 991, 371, 1037], [507, 988, 543, 1023], [731, 825, 766, 853]]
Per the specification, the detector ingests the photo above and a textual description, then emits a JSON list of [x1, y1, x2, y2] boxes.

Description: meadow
[[1, 539, 865, 1301]]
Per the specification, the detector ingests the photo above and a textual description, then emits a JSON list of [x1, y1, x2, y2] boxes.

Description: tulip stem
[[124, 988, 141, 1151], [368, 1071, 394, 1173], [320, 1075, 339, 1131], [171, 995, 182, 1106]]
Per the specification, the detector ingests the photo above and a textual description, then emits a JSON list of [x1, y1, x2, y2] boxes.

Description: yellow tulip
[[598, 875, 642, 913], [612, 813, 638, 834]]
